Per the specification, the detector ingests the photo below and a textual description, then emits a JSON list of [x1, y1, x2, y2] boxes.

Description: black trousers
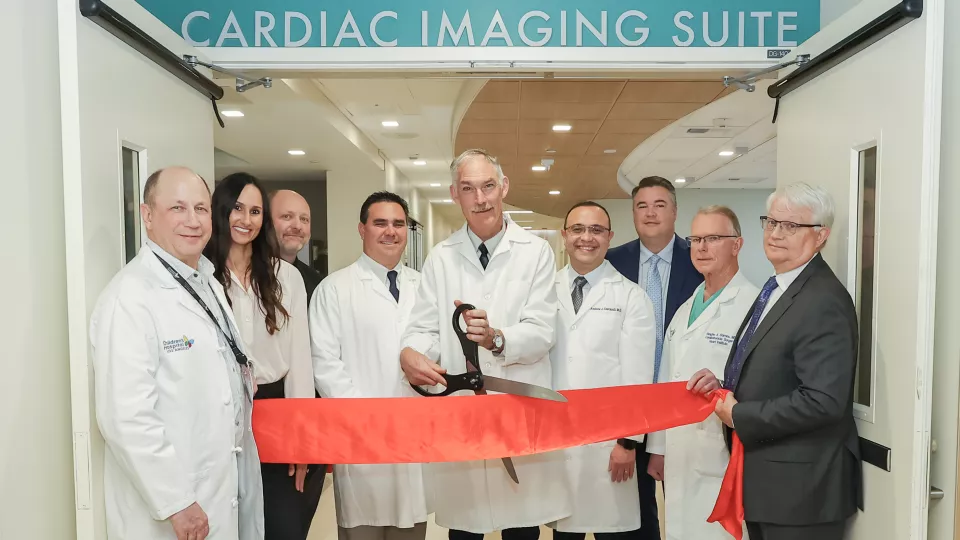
[[633, 440, 661, 540], [745, 520, 846, 540], [255, 379, 326, 540], [449, 527, 541, 540], [554, 530, 638, 540]]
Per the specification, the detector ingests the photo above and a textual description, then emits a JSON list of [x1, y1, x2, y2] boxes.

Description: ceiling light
[[552, 124, 572, 132], [549, 190, 561, 195], [382, 120, 399, 127], [532, 165, 547, 171], [546, 148, 557, 154], [505, 210, 533, 214], [288, 150, 306, 156], [414, 160, 427, 166], [603, 149, 617, 154], [429, 183, 442, 187], [719, 150, 735, 157], [523, 226, 533, 230], [675, 178, 687, 183], [442, 199, 452, 203], [221, 110, 244, 117]]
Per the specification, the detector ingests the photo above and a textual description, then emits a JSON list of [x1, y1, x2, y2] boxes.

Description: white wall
[[58, 0, 217, 537], [595, 189, 774, 287], [326, 164, 388, 272], [0, 1, 76, 538], [821, 0, 863, 28]]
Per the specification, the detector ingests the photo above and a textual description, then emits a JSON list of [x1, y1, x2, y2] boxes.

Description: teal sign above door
[[135, 0, 819, 48]]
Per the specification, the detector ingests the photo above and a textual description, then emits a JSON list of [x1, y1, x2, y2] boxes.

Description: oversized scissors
[[410, 303, 567, 483]]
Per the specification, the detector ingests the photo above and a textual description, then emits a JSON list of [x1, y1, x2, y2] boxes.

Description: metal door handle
[[930, 486, 944, 500]]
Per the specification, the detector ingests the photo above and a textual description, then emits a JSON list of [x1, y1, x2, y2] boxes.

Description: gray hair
[[766, 182, 835, 229], [696, 205, 741, 236], [450, 149, 505, 185]]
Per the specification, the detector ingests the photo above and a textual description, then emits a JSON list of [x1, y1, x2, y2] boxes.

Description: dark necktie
[[478, 243, 489, 270], [572, 276, 587, 314], [723, 276, 779, 390], [387, 270, 399, 302]]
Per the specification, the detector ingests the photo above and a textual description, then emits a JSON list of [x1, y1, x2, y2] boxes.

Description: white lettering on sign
[[371, 11, 398, 47], [182, 11, 210, 47], [255, 11, 277, 47], [285, 11, 311, 47], [616, 11, 649, 47], [576, 10, 606, 47], [519, 10, 551, 47], [481, 10, 513, 47], [703, 12, 728, 47], [779, 12, 798, 46], [673, 11, 694, 47], [334, 10, 366, 47], [752, 11, 772, 47], [217, 11, 248, 47], [438, 11, 475, 46]]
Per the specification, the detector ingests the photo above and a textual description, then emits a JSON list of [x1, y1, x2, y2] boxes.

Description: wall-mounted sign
[[135, 1, 819, 49]]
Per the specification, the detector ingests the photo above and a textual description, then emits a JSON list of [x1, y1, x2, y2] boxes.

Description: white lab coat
[[310, 257, 429, 529], [89, 246, 264, 540], [401, 221, 572, 534], [647, 271, 758, 540], [549, 261, 657, 533]]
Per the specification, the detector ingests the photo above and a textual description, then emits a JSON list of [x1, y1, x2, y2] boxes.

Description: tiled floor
[[307, 475, 666, 540]]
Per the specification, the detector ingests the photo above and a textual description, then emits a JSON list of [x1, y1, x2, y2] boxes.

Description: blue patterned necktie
[[646, 255, 664, 383], [724, 276, 780, 390], [572, 276, 587, 314], [387, 270, 399, 302]]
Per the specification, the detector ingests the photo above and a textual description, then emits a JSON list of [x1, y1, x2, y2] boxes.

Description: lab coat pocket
[[692, 430, 730, 479]]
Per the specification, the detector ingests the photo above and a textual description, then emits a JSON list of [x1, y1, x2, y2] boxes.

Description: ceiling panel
[[456, 79, 730, 218]]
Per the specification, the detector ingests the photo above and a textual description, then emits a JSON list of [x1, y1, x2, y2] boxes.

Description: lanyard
[[153, 251, 249, 366]]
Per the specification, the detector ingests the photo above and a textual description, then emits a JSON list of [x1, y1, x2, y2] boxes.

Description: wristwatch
[[616, 438, 637, 451], [492, 329, 505, 354]]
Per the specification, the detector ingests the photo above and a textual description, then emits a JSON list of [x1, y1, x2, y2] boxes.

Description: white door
[[58, 0, 217, 538], [773, 1, 944, 538]]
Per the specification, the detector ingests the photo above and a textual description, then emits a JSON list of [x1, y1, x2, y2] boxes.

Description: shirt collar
[[359, 252, 401, 284], [639, 235, 675, 265], [466, 219, 508, 255], [774, 256, 815, 292], [146, 239, 213, 285], [568, 261, 607, 290]]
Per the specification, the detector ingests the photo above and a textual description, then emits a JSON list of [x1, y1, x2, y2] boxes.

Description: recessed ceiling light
[[222, 110, 244, 117], [288, 150, 305, 156], [505, 210, 533, 214], [603, 149, 617, 154], [532, 165, 547, 171], [429, 183, 442, 187], [523, 226, 533, 230], [413, 160, 427, 166], [552, 124, 572, 132], [382, 120, 399, 127], [719, 150, 735, 157], [442, 199, 452, 203], [546, 148, 557, 154], [675, 178, 687, 183], [548, 190, 561, 195]]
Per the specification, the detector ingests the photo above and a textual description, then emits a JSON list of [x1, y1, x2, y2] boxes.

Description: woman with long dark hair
[[206, 172, 315, 539]]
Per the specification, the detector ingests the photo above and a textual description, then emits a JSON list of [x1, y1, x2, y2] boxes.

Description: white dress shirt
[[758, 257, 814, 324], [638, 236, 674, 315], [466, 219, 508, 262], [227, 258, 314, 398], [358, 252, 402, 291]]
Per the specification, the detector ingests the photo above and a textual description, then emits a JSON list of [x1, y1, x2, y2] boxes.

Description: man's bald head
[[143, 166, 209, 207], [270, 189, 312, 263]]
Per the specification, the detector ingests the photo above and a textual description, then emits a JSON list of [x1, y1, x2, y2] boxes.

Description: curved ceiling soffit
[[616, 79, 779, 194], [453, 79, 736, 218]]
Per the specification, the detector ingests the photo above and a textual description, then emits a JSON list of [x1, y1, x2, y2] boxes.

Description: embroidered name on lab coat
[[705, 332, 735, 346], [163, 335, 195, 353], [589, 306, 622, 313]]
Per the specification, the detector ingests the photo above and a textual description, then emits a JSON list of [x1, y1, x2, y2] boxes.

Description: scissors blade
[[481, 375, 568, 402], [501, 457, 519, 484]]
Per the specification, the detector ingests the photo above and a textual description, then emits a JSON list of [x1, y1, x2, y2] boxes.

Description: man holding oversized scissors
[[400, 149, 571, 540]]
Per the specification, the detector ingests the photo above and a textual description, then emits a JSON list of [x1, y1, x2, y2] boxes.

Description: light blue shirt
[[638, 236, 674, 316], [568, 263, 606, 299], [466, 219, 508, 261]]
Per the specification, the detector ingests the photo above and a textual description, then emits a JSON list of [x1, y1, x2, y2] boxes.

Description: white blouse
[[226, 258, 314, 398]]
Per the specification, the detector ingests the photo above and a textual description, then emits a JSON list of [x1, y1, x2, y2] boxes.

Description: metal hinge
[[723, 54, 812, 92], [183, 56, 273, 93]]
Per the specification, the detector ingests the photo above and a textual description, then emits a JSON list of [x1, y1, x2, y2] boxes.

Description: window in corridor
[[121, 146, 142, 264], [853, 145, 878, 413]]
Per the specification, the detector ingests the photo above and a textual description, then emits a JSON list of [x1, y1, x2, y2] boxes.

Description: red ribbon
[[252, 382, 743, 535], [707, 389, 745, 540]]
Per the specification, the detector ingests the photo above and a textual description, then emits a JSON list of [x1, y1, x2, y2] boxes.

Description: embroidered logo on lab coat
[[705, 332, 735, 346], [163, 335, 195, 353]]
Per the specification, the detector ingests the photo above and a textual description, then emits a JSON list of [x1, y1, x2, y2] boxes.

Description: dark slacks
[[634, 439, 661, 540], [554, 530, 639, 540], [745, 520, 846, 540], [255, 379, 326, 540], [449, 526, 541, 540]]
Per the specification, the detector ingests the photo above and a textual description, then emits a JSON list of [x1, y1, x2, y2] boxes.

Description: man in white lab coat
[[549, 202, 657, 540], [400, 149, 571, 540], [311, 191, 429, 540], [646, 206, 759, 540], [89, 167, 264, 540]]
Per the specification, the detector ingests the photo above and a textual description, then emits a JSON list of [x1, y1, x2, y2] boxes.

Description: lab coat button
[[571, 325, 576, 330], [232, 446, 243, 454], [231, 498, 239, 508], [484, 294, 491, 300], [485, 363, 491, 369]]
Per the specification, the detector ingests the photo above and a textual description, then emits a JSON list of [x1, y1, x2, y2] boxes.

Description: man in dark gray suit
[[711, 182, 863, 540]]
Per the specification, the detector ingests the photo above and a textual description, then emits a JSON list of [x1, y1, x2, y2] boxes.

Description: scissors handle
[[409, 303, 483, 397]]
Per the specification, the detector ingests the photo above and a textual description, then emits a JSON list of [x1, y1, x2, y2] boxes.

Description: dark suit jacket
[[294, 258, 323, 304], [725, 253, 863, 526], [606, 234, 703, 331]]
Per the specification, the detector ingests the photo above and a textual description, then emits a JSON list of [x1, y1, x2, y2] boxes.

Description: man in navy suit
[[605, 176, 703, 540]]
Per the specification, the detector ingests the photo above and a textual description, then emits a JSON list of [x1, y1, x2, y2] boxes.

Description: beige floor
[[307, 475, 666, 540]]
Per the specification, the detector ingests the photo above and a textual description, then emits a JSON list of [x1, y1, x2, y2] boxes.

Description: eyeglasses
[[760, 216, 822, 236], [685, 235, 739, 246], [564, 224, 611, 236]]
